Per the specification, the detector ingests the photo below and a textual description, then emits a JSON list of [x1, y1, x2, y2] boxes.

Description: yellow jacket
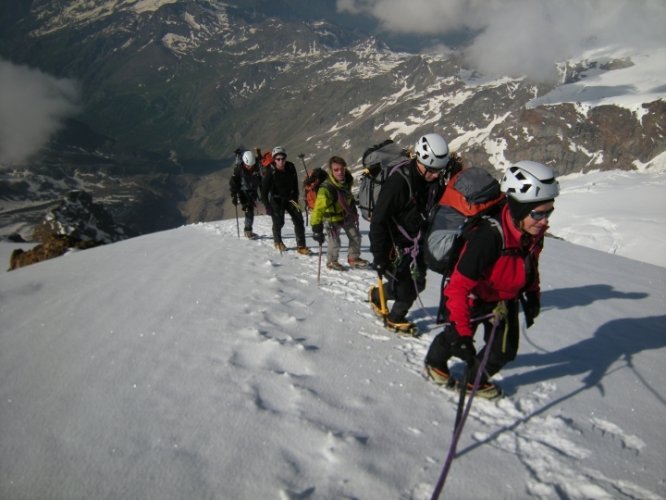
[[310, 170, 356, 226]]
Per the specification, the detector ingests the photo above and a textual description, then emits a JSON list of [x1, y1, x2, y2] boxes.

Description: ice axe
[[377, 276, 389, 326]]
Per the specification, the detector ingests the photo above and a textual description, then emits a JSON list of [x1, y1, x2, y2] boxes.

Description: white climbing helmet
[[501, 161, 560, 202], [242, 150, 256, 165], [272, 146, 286, 158], [414, 133, 450, 169]]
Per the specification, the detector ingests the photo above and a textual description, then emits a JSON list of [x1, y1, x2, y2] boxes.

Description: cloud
[[0, 59, 80, 167], [337, 0, 666, 81]]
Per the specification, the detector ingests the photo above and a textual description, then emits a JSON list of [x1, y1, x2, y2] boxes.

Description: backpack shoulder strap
[[320, 179, 337, 197], [483, 215, 505, 249], [389, 160, 413, 200]]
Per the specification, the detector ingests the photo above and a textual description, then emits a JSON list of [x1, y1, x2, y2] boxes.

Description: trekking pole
[[234, 203, 240, 239], [298, 153, 310, 176], [298, 153, 310, 225], [430, 318, 500, 500], [317, 243, 323, 284]]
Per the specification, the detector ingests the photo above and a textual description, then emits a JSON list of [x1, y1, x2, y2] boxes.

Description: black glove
[[522, 291, 540, 328], [312, 224, 325, 244], [373, 259, 388, 278], [231, 196, 238, 206], [451, 333, 476, 365]]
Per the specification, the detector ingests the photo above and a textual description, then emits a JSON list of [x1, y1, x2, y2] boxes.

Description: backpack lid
[[439, 167, 504, 216], [362, 140, 410, 170]]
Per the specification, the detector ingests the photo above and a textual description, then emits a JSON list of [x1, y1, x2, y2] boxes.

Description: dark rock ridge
[[8, 190, 134, 270]]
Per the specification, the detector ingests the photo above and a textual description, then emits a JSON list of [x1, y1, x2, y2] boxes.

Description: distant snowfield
[[529, 46, 666, 117], [550, 162, 666, 268]]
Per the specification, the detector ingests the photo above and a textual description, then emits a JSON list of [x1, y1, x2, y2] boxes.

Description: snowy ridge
[[1, 214, 664, 499], [31, 0, 180, 36], [9, 2, 665, 178], [529, 47, 666, 118]]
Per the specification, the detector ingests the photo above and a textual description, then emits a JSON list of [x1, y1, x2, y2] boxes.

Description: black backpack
[[356, 140, 411, 221]]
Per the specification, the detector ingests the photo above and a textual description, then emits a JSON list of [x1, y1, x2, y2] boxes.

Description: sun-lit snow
[[31, 0, 179, 36], [550, 166, 666, 268], [449, 112, 513, 169], [1, 191, 664, 498], [131, 0, 178, 14], [528, 47, 666, 118]]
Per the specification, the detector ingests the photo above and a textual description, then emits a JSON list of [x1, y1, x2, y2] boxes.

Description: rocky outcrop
[[8, 190, 131, 271]]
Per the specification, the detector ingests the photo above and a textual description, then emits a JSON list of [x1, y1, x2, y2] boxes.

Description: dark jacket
[[229, 163, 261, 202], [369, 159, 443, 262], [261, 161, 300, 207], [445, 202, 543, 336]]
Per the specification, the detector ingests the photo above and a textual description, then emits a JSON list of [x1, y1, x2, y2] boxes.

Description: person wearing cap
[[229, 149, 262, 239], [261, 146, 311, 254], [368, 133, 451, 334], [424, 160, 560, 399]]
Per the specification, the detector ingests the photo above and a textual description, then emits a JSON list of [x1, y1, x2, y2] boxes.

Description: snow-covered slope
[[1, 215, 664, 499]]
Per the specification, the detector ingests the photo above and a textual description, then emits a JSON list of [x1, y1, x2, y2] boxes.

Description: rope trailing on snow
[[430, 307, 503, 500]]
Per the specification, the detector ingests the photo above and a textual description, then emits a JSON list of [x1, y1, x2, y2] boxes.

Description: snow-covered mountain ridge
[[3, 0, 663, 172], [1, 1, 664, 247]]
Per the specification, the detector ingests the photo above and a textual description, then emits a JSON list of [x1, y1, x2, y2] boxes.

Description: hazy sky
[[0, 59, 80, 167], [337, 0, 666, 81]]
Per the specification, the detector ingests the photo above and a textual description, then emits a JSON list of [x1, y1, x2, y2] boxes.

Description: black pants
[[381, 251, 427, 322], [270, 200, 306, 247], [241, 200, 255, 232], [425, 299, 520, 382]]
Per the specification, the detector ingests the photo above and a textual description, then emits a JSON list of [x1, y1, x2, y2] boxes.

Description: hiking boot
[[274, 241, 286, 252], [327, 261, 345, 271], [424, 364, 455, 387], [244, 230, 257, 239], [296, 246, 312, 256], [347, 257, 369, 269], [386, 317, 417, 335], [368, 286, 384, 317], [464, 381, 503, 400]]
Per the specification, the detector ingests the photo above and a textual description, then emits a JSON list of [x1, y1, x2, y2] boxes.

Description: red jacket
[[444, 203, 544, 336]]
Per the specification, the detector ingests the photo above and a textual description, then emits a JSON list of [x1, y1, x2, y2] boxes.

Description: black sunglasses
[[424, 166, 443, 175], [529, 208, 555, 221], [274, 157, 286, 162]]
